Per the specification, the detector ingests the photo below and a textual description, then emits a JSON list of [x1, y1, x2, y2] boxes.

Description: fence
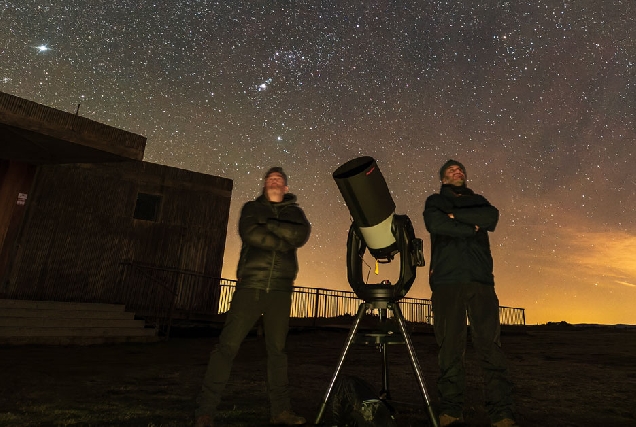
[[118, 263, 525, 336]]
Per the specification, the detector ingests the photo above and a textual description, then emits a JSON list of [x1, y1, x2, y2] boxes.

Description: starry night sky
[[2, 1, 635, 324]]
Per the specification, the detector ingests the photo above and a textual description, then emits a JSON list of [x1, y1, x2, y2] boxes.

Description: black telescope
[[315, 156, 437, 427], [333, 156, 397, 261], [333, 156, 424, 301]]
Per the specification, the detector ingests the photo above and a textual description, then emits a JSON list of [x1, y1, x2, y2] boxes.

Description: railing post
[[312, 288, 320, 327]]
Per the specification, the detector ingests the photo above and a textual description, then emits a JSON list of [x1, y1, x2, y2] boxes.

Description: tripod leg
[[380, 341, 391, 400], [378, 307, 391, 400], [315, 302, 368, 425], [392, 303, 439, 427]]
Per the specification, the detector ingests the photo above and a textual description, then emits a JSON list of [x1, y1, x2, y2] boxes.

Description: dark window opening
[[134, 193, 162, 221]]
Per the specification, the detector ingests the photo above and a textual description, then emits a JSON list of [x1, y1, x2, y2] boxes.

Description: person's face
[[442, 165, 466, 186], [264, 172, 288, 196]]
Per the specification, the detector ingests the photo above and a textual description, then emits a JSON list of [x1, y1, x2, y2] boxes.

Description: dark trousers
[[431, 282, 514, 422], [196, 288, 293, 418]]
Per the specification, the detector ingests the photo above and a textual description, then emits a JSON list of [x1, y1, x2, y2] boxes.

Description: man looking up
[[195, 167, 311, 427], [423, 160, 516, 427]]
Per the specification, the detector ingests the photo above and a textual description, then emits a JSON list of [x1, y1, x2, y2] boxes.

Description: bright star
[[36, 45, 50, 52], [257, 78, 273, 91]]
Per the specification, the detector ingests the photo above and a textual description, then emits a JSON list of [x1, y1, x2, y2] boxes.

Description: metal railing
[[116, 262, 235, 337], [500, 305, 526, 326], [118, 263, 525, 337]]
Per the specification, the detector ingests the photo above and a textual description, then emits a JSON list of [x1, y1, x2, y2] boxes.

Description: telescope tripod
[[315, 300, 438, 427]]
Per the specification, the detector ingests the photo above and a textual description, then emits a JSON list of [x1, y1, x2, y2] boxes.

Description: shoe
[[439, 413, 463, 426], [195, 414, 213, 427], [492, 418, 518, 427], [270, 409, 307, 425]]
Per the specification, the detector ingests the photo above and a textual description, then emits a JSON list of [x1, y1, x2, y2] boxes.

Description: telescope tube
[[333, 157, 396, 254]]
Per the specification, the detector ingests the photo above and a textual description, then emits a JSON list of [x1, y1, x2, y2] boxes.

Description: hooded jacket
[[236, 193, 310, 292], [423, 184, 499, 290]]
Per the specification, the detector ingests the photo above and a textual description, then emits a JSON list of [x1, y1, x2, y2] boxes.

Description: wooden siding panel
[[6, 161, 232, 307], [0, 160, 36, 282]]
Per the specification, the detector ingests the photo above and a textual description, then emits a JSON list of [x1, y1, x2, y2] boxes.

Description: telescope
[[315, 156, 438, 427], [332, 156, 424, 302]]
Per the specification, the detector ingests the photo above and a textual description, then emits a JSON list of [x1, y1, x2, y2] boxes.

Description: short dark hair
[[264, 166, 287, 184], [439, 159, 466, 181]]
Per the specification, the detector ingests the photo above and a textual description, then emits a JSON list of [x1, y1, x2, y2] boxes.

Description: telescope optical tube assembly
[[333, 156, 397, 260]]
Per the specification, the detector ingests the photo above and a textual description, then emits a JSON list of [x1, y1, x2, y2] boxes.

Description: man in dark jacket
[[423, 160, 516, 427], [195, 167, 311, 427]]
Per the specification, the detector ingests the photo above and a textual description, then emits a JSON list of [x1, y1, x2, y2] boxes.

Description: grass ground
[[0, 324, 635, 426]]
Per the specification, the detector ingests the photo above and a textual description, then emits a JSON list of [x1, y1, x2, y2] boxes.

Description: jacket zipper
[[266, 204, 283, 292]]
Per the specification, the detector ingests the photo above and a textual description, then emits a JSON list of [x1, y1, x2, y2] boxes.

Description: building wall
[[0, 159, 36, 290], [5, 160, 232, 305]]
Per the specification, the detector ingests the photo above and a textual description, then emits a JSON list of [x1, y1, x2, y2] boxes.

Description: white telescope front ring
[[358, 214, 395, 250]]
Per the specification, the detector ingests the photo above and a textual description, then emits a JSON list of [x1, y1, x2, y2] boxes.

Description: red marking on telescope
[[366, 166, 375, 175]]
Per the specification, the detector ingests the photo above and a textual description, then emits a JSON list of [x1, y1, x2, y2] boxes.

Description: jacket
[[423, 184, 499, 290], [236, 193, 311, 292]]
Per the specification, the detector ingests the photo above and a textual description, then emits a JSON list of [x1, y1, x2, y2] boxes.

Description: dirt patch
[[0, 325, 635, 426]]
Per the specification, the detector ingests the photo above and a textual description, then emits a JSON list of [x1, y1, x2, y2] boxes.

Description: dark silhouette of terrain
[[0, 323, 634, 426]]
